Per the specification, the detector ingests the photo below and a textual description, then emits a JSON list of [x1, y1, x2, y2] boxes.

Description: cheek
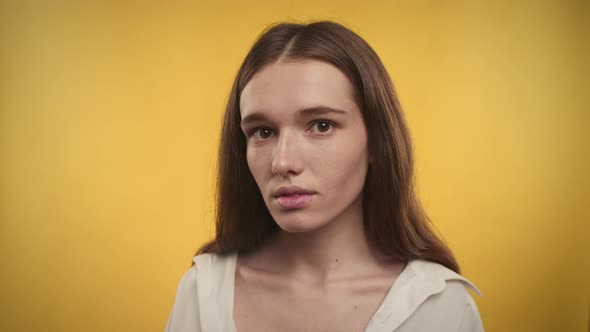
[[246, 146, 268, 185], [325, 148, 368, 184], [322, 133, 369, 189], [328, 129, 368, 170], [246, 147, 258, 177]]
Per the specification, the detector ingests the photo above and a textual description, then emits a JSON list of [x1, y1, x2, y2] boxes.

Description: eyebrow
[[240, 106, 347, 127]]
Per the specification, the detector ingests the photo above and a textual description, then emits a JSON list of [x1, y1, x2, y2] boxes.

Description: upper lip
[[272, 186, 317, 198]]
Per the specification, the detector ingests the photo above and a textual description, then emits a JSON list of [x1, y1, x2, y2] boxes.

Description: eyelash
[[247, 120, 336, 140]]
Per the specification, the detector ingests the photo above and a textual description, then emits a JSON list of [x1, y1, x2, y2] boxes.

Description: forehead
[[239, 59, 358, 120]]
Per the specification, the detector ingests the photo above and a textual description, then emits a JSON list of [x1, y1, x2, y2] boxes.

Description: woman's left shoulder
[[406, 259, 485, 331], [368, 259, 485, 331], [407, 259, 483, 297]]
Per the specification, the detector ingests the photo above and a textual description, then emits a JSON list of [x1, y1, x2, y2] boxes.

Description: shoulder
[[191, 252, 238, 282], [165, 252, 238, 332], [168, 255, 212, 306], [402, 259, 485, 331], [170, 253, 219, 300], [371, 259, 485, 332], [165, 263, 200, 331], [169, 252, 232, 302], [192, 252, 235, 267], [408, 259, 483, 298]]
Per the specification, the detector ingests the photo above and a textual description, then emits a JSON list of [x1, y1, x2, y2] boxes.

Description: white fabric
[[165, 252, 485, 331]]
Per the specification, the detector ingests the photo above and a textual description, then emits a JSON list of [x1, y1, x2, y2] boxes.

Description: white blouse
[[165, 252, 485, 332]]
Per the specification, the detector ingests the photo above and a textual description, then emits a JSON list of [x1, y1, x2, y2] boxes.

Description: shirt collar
[[365, 258, 483, 332]]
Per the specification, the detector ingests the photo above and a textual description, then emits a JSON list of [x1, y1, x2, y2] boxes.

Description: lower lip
[[275, 194, 315, 209]]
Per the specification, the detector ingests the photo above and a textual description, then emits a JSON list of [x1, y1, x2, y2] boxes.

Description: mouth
[[272, 185, 317, 198], [274, 193, 316, 209]]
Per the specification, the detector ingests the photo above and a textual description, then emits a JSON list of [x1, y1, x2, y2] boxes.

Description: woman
[[166, 20, 484, 332]]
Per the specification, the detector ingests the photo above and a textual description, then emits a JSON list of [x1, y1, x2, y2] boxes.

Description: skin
[[236, 59, 405, 331]]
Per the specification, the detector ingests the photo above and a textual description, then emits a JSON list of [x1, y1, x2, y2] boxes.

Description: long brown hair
[[194, 20, 460, 273]]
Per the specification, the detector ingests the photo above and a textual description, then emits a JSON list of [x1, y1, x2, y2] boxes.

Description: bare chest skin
[[233, 258, 405, 332]]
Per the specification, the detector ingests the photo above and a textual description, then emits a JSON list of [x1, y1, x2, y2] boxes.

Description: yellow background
[[1, 1, 588, 331]]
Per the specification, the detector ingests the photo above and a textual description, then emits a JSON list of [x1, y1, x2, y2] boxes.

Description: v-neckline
[[226, 251, 415, 332]]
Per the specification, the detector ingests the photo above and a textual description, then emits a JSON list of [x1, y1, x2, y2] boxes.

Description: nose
[[271, 130, 303, 177]]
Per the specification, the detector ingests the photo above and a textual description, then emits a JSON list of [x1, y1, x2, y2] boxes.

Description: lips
[[274, 193, 315, 209], [272, 185, 317, 209], [272, 185, 316, 198]]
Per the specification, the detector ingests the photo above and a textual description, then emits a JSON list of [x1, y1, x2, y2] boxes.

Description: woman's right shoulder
[[168, 253, 229, 312], [191, 252, 215, 267], [192, 251, 236, 268], [165, 256, 213, 331], [174, 252, 238, 290], [173, 253, 216, 299], [190, 252, 238, 280], [174, 253, 218, 291]]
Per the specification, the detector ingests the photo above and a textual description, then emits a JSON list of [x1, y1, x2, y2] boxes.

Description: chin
[[273, 215, 328, 233], [276, 223, 316, 233]]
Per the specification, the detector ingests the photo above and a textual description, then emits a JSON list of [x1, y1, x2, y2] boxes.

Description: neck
[[266, 196, 381, 284]]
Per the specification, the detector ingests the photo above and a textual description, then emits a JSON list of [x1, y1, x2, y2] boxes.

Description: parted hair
[[194, 20, 460, 273]]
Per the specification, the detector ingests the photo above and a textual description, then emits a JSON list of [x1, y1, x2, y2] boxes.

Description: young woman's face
[[239, 59, 370, 233]]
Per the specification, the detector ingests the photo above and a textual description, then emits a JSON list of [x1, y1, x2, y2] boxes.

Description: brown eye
[[259, 128, 273, 139], [251, 127, 273, 140], [310, 120, 335, 134], [317, 122, 331, 132]]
